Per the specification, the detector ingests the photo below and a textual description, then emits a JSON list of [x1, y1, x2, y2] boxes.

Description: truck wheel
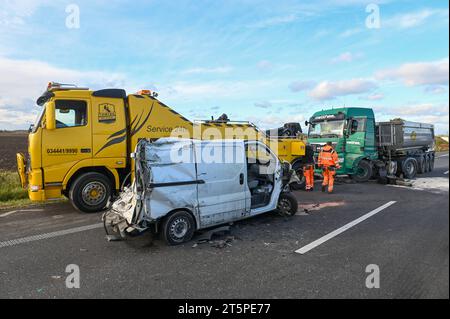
[[428, 154, 435, 172], [352, 160, 373, 182], [401, 157, 418, 179], [417, 156, 426, 174], [69, 172, 112, 213], [162, 211, 195, 246], [290, 162, 306, 190], [424, 155, 430, 173], [276, 192, 298, 217]]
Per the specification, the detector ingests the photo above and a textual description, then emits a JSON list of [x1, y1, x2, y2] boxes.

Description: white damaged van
[[104, 138, 298, 245]]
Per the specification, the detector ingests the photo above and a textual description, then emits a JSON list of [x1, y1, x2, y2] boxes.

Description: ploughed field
[[0, 131, 27, 171]]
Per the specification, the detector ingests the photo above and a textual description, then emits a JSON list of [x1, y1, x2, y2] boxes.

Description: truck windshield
[[31, 105, 46, 133], [308, 120, 345, 138]]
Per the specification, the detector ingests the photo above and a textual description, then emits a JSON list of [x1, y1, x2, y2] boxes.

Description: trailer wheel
[[352, 160, 373, 182], [290, 162, 306, 190], [69, 172, 112, 213], [417, 156, 426, 174], [401, 157, 418, 179], [276, 192, 298, 217], [428, 154, 435, 172], [162, 211, 195, 246], [423, 155, 430, 173]]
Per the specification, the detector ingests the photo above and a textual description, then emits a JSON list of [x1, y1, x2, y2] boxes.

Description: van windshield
[[308, 120, 345, 138]]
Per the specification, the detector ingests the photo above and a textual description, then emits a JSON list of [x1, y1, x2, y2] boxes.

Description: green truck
[[305, 107, 436, 181]]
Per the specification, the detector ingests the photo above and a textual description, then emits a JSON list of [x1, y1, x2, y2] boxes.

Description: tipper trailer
[[305, 107, 435, 181], [16, 82, 308, 213]]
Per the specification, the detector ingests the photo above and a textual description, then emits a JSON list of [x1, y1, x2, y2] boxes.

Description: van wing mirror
[[45, 101, 56, 130]]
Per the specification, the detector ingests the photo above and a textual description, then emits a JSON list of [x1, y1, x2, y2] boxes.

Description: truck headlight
[[30, 185, 40, 192]]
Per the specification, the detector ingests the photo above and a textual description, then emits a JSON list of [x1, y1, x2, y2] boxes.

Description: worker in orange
[[318, 142, 341, 194], [303, 145, 315, 191]]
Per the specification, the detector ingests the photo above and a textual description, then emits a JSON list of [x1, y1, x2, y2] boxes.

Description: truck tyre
[[69, 172, 112, 213], [352, 160, 373, 182], [162, 210, 195, 246], [423, 155, 430, 173], [276, 192, 298, 217], [290, 162, 306, 190], [401, 157, 418, 179], [428, 154, 435, 172], [417, 156, 426, 174]]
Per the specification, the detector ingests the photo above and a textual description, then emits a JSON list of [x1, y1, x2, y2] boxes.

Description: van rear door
[[195, 141, 250, 228]]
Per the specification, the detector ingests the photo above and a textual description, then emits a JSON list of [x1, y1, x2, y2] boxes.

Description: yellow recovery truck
[[17, 82, 307, 213]]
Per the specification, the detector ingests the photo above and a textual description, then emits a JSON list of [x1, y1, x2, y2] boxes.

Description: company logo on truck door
[[95, 102, 154, 155], [98, 103, 116, 123]]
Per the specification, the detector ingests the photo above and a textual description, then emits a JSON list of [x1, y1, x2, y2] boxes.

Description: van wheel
[[162, 211, 195, 245], [352, 160, 373, 182], [290, 162, 306, 190], [69, 172, 112, 213], [277, 192, 298, 217], [401, 157, 418, 179]]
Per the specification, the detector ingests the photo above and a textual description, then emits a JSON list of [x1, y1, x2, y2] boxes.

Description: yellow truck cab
[[17, 82, 307, 213]]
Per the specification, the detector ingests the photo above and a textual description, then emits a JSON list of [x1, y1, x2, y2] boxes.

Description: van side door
[[196, 141, 249, 228]]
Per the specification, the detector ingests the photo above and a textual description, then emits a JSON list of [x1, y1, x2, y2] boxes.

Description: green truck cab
[[306, 107, 435, 182]]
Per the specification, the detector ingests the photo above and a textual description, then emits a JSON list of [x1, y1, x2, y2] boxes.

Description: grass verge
[[0, 170, 32, 208]]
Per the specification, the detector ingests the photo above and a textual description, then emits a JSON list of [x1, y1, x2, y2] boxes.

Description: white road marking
[[0, 223, 103, 249], [444, 171, 449, 175], [0, 208, 44, 218], [437, 154, 449, 158], [295, 201, 397, 255], [387, 185, 425, 191]]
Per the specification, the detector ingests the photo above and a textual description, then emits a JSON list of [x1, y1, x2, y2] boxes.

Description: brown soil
[[0, 131, 28, 171]]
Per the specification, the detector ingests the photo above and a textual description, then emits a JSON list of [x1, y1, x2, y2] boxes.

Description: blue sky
[[0, 0, 448, 133]]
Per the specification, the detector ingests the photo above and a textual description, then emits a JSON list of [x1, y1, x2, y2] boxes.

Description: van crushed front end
[[103, 138, 199, 240]]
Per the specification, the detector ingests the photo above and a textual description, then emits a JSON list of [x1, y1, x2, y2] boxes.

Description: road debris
[[195, 226, 231, 244], [297, 202, 346, 215]]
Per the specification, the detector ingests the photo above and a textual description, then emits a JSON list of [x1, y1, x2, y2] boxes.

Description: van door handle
[[239, 173, 244, 185]]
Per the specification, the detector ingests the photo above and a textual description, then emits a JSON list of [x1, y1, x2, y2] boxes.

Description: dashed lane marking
[[0, 223, 103, 249], [0, 209, 44, 218], [295, 201, 397, 255]]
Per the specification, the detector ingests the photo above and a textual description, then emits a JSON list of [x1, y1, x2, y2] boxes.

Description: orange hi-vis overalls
[[318, 145, 340, 193], [304, 164, 315, 190]]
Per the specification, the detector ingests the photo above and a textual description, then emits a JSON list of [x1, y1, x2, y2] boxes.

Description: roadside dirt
[[0, 131, 28, 171]]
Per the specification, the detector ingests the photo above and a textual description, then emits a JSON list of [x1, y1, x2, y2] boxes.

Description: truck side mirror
[[45, 101, 56, 130]]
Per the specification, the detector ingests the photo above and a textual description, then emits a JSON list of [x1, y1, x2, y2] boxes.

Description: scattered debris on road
[[297, 201, 346, 215]]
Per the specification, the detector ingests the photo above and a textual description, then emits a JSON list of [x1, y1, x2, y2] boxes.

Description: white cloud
[[374, 102, 449, 134], [249, 114, 305, 130], [247, 14, 298, 29], [181, 66, 232, 75], [424, 85, 447, 95], [289, 80, 316, 93], [376, 58, 449, 87], [359, 93, 385, 101], [383, 9, 449, 29], [0, 0, 52, 26], [254, 101, 272, 109], [339, 28, 363, 38], [331, 52, 363, 63], [257, 60, 273, 71], [308, 79, 377, 100], [0, 56, 126, 128]]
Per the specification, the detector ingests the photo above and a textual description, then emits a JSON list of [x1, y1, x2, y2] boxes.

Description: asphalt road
[[0, 153, 448, 299]]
